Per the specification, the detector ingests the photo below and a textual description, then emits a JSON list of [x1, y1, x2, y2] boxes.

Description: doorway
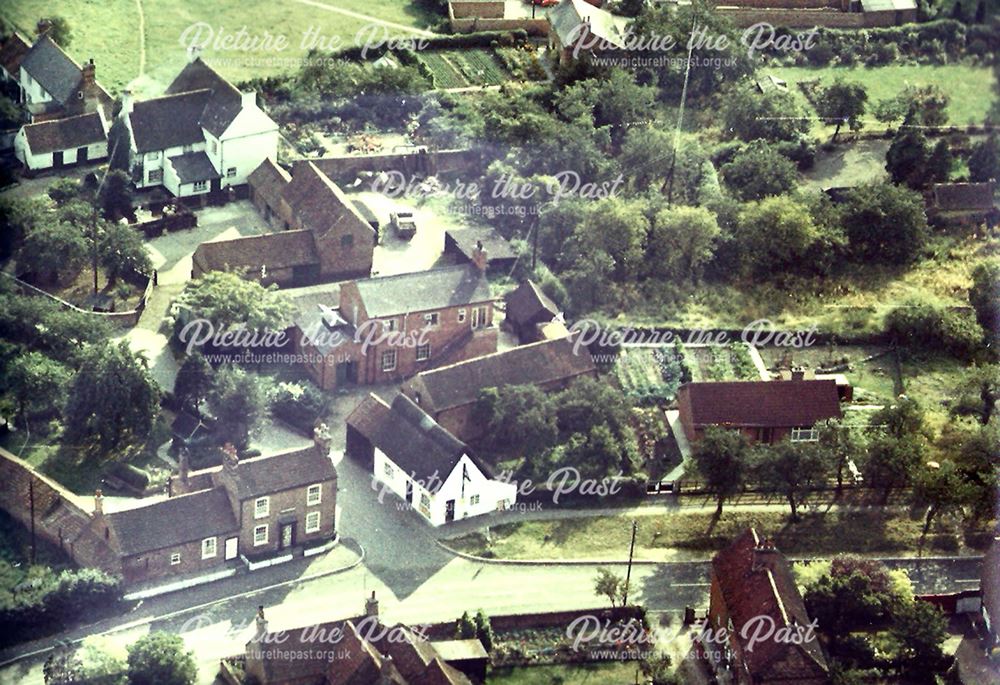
[[279, 523, 295, 550], [224, 537, 238, 560], [445, 499, 455, 523]]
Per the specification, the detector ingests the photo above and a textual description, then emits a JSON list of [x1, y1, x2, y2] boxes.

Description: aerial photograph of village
[[0, 0, 997, 683]]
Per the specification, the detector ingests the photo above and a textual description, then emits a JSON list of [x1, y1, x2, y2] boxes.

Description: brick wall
[[118, 535, 231, 585], [718, 7, 866, 27], [305, 149, 482, 184], [237, 480, 336, 559], [450, 17, 551, 36]]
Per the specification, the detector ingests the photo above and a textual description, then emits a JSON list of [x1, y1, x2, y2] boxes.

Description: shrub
[[884, 301, 984, 359], [109, 462, 150, 490], [270, 382, 331, 435]]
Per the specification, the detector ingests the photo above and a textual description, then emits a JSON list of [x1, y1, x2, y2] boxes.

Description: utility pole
[[623, 520, 637, 606], [29, 480, 36, 565]]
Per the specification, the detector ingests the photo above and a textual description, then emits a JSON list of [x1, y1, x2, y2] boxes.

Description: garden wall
[[420, 605, 645, 640], [1, 269, 154, 329], [450, 17, 551, 36], [717, 7, 866, 27], [305, 148, 483, 182]]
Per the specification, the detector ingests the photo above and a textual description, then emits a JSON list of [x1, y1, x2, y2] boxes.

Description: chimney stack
[[472, 240, 488, 272], [313, 423, 332, 456], [36, 19, 53, 38], [120, 89, 134, 115], [241, 91, 257, 109], [222, 443, 239, 472], [82, 59, 95, 88], [790, 367, 805, 381], [94, 489, 104, 515], [187, 44, 202, 64], [179, 448, 190, 484], [365, 590, 379, 619]]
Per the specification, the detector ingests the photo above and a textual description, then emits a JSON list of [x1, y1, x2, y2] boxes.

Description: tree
[[208, 365, 265, 450], [912, 459, 971, 541], [645, 205, 719, 282], [4, 352, 71, 426], [456, 611, 477, 639], [816, 80, 868, 141], [733, 195, 818, 275], [885, 122, 931, 188], [889, 600, 948, 681], [864, 398, 929, 503], [641, 650, 679, 685], [925, 139, 953, 185], [754, 441, 828, 520], [566, 198, 649, 281], [63, 342, 160, 461], [474, 610, 494, 652], [38, 16, 72, 47], [44, 643, 127, 685], [475, 385, 558, 461], [721, 141, 798, 201], [693, 427, 749, 516], [106, 117, 132, 173], [173, 353, 214, 416], [594, 568, 626, 607], [126, 633, 197, 685], [968, 134, 1000, 183], [98, 170, 134, 219], [817, 419, 862, 491], [17, 223, 87, 283], [969, 261, 999, 345], [0, 197, 47, 260], [98, 222, 151, 284], [173, 272, 291, 349], [555, 69, 656, 148], [841, 182, 928, 265], [47, 178, 82, 206], [721, 83, 811, 143]]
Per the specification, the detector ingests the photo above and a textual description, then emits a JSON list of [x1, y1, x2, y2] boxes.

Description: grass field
[[768, 64, 997, 132], [1, 0, 440, 94], [488, 662, 641, 685]]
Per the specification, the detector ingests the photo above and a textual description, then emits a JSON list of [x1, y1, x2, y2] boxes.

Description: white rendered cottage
[[122, 51, 278, 197], [347, 394, 517, 526], [14, 110, 108, 170]]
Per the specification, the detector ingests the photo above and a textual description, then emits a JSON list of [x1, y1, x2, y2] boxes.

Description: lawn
[[769, 64, 997, 132], [1, 0, 441, 94], [488, 662, 642, 685], [447, 508, 988, 561]]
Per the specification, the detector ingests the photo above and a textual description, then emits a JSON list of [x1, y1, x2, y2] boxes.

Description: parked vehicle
[[390, 210, 417, 239]]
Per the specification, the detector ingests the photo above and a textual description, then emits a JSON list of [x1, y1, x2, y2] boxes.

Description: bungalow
[[294, 263, 498, 391], [503, 279, 562, 344], [929, 181, 998, 226], [13, 30, 112, 122], [676, 379, 843, 445], [444, 226, 517, 274], [243, 599, 479, 684], [13, 110, 108, 170], [346, 393, 517, 525], [401, 335, 597, 443], [983, 536, 1000, 656], [122, 50, 278, 197], [705, 529, 829, 684]]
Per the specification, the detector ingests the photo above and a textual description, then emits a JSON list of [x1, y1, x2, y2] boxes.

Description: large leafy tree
[[173, 353, 214, 416], [753, 441, 828, 520], [63, 342, 160, 461], [475, 385, 558, 461], [98, 222, 152, 283], [97, 170, 134, 220], [889, 600, 949, 681], [968, 134, 1000, 183], [815, 80, 868, 141], [692, 427, 749, 516], [911, 459, 972, 540], [722, 83, 811, 143], [720, 141, 798, 201], [208, 365, 265, 450], [555, 69, 657, 148], [126, 633, 197, 685], [816, 419, 862, 491], [841, 182, 928, 265], [17, 222, 87, 283], [733, 195, 818, 276], [4, 352, 71, 426], [863, 398, 930, 504], [646, 205, 719, 282]]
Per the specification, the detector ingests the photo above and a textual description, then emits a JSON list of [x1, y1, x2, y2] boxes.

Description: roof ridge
[[417, 335, 569, 376]]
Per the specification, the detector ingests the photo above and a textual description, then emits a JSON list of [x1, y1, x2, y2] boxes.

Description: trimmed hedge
[[270, 383, 331, 435]]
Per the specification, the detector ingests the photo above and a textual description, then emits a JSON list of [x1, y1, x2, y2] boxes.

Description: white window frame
[[305, 511, 321, 533], [457, 309, 466, 323], [790, 427, 819, 442], [146, 151, 160, 160], [382, 318, 397, 332], [381, 350, 397, 372], [470, 494, 480, 505], [471, 306, 489, 329], [193, 180, 208, 192], [170, 552, 181, 565], [307, 484, 322, 506], [423, 312, 439, 327], [148, 168, 163, 183], [226, 166, 236, 177], [254, 496, 270, 519], [201, 537, 217, 559], [416, 343, 431, 361], [253, 524, 268, 546]]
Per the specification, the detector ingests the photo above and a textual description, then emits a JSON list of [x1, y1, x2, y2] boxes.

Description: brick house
[[676, 379, 843, 446], [293, 263, 498, 391], [705, 529, 829, 684], [87, 441, 337, 586], [0, 32, 29, 85], [400, 335, 597, 443]]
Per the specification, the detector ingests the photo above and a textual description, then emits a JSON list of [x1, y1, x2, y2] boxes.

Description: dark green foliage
[[173, 353, 213, 416], [126, 633, 198, 685], [840, 182, 928, 265], [721, 141, 798, 201], [269, 382, 331, 435], [968, 134, 1000, 183], [692, 427, 749, 515], [208, 365, 265, 450], [885, 300, 984, 359]]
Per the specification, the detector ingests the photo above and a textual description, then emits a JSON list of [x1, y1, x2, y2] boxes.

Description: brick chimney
[[179, 448, 190, 484], [82, 59, 95, 89], [472, 240, 488, 272], [120, 88, 134, 115], [222, 442, 239, 473], [790, 367, 806, 381], [93, 489, 104, 515], [187, 44, 202, 63], [365, 590, 379, 619], [36, 19, 53, 37]]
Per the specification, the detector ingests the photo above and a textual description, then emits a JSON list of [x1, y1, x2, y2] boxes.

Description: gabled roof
[[282, 162, 376, 238], [353, 265, 492, 319], [166, 58, 244, 138], [932, 181, 996, 211], [19, 34, 81, 104], [402, 336, 596, 414], [445, 226, 517, 262], [128, 89, 211, 153], [226, 445, 336, 499], [504, 279, 560, 328], [168, 150, 220, 184], [679, 380, 842, 428], [0, 32, 30, 76], [548, 0, 631, 50], [712, 529, 829, 680], [192, 229, 320, 274], [347, 394, 468, 483], [105, 487, 239, 556], [21, 111, 106, 154], [247, 157, 291, 210]]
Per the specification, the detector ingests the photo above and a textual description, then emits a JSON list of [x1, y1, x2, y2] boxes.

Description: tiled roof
[[105, 487, 239, 556], [679, 380, 842, 428], [346, 394, 468, 482], [932, 182, 996, 211], [549, 0, 630, 50], [128, 89, 211, 153], [227, 445, 337, 499], [247, 157, 291, 210], [353, 265, 492, 318], [166, 58, 243, 138], [984, 536, 1000, 639], [192, 230, 320, 274], [402, 336, 596, 414], [20, 35, 81, 104], [446, 226, 517, 262], [377, 625, 471, 685], [282, 162, 376, 239], [168, 150, 219, 184], [712, 529, 829, 680], [504, 279, 560, 328], [22, 111, 106, 155], [0, 32, 30, 76]]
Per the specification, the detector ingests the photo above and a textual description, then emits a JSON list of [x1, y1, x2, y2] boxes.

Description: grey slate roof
[[22, 111, 105, 154], [228, 445, 336, 499], [355, 265, 492, 318], [106, 487, 238, 556], [19, 35, 81, 104], [166, 59, 244, 137], [548, 0, 630, 50], [169, 150, 220, 184], [129, 89, 211, 153], [446, 226, 517, 262]]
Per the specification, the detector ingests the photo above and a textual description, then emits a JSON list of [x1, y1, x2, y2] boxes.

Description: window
[[341, 234, 354, 249], [305, 511, 321, 533], [423, 312, 439, 327], [471, 306, 489, 329], [307, 484, 322, 506], [382, 318, 397, 332], [790, 427, 819, 442], [226, 167, 236, 177], [201, 537, 217, 559], [381, 350, 396, 372], [383, 462, 395, 479], [148, 169, 163, 183], [469, 494, 480, 505], [254, 497, 269, 518], [253, 524, 268, 546], [193, 180, 208, 192], [210, 140, 217, 155], [146, 151, 160, 160], [420, 493, 430, 507], [416, 343, 431, 361], [457, 309, 466, 323], [170, 552, 181, 565]]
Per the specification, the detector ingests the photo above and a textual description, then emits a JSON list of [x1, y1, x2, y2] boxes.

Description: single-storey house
[[503, 279, 562, 344], [13, 110, 107, 170], [401, 335, 598, 443], [929, 181, 997, 226], [444, 226, 517, 274], [706, 529, 829, 684], [676, 379, 843, 445], [346, 393, 516, 526]]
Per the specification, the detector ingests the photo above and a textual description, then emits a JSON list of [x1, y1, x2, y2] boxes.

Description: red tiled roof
[[680, 380, 842, 428], [504, 279, 560, 328], [0, 32, 29, 76], [192, 230, 319, 274], [247, 157, 291, 212]]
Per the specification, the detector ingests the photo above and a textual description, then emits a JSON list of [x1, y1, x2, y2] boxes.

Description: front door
[[280, 523, 295, 550], [211, 177, 221, 193], [224, 537, 238, 560], [53, 151, 64, 168], [406, 480, 414, 505], [77, 146, 87, 163], [445, 499, 455, 523]]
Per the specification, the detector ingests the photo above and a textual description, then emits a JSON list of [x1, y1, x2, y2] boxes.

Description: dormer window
[[254, 496, 269, 518]]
